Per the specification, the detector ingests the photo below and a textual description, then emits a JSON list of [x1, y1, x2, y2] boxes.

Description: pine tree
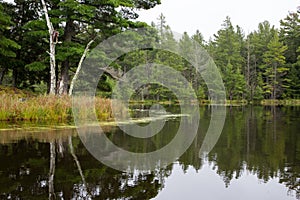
[[0, 3, 20, 58], [280, 9, 300, 98], [262, 32, 288, 99], [0, 3, 20, 84], [210, 16, 246, 100], [247, 21, 276, 100], [22, 0, 161, 94], [7, 0, 49, 89]]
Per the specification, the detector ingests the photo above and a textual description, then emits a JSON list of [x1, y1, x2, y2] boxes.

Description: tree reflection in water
[[0, 128, 169, 199], [0, 106, 299, 199]]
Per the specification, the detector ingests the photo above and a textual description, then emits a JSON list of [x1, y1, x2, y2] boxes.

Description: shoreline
[[1, 93, 300, 122]]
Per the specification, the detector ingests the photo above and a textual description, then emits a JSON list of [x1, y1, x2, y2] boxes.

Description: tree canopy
[[0, 1, 299, 101]]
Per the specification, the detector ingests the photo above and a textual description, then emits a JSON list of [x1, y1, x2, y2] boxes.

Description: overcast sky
[[136, 0, 299, 40], [3, 0, 299, 40]]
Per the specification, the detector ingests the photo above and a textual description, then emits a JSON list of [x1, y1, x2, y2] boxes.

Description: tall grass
[[1, 92, 299, 122], [261, 99, 300, 106], [0, 95, 113, 122]]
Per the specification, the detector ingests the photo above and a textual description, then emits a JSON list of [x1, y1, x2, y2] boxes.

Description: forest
[[0, 0, 299, 102]]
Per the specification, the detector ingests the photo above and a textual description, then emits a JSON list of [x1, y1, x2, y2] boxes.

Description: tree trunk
[[58, 20, 75, 95], [246, 38, 251, 100], [68, 136, 90, 197], [273, 64, 277, 100], [49, 141, 56, 200], [12, 67, 18, 87], [0, 67, 7, 85], [69, 39, 94, 96], [58, 60, 69, 95], [41, 0, 56, 95]]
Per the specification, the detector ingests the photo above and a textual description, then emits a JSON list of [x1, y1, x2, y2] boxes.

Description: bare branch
[[69, 39, 94, 96]]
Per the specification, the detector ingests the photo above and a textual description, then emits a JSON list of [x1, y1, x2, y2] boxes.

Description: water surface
[[0, 106, 299, 199]]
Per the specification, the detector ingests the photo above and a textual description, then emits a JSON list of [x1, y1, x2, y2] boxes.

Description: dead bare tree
[[69, 39, 94, 96], [49, 141, 56, 200], [68, 136, 91, 198], [41, 0, 56, 95]]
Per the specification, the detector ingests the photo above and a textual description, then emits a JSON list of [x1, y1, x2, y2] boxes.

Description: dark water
[[0, 106, 300, 200]]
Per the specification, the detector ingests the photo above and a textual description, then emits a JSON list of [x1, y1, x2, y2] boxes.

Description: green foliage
[[56, 42, 84, 61], [0, 0, 161, 94], [210, 17, 246, 100], [25, 61, 47, 71], [262, 32, 288, 99], [0, 4, 20, 58], [280, 10, 300, 98], [0, 0, 299, 101]]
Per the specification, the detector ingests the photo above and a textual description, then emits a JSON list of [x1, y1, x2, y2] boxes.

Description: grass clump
[[0, 94, 113, 122]]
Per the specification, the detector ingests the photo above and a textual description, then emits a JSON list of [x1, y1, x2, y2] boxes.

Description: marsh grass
[[261, 99, 300, 106], [0, 94, 113, 122], [1, 89, 299, 122]]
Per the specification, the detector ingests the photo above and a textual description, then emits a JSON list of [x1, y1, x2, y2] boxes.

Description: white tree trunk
[[69, 40, 94, 96], [68, 136, 90, 198], [49, 141, 56, 200], [41, 0, 56, 95]]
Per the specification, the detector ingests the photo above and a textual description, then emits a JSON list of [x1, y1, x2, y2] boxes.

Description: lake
[[0, 106, 299, 200]]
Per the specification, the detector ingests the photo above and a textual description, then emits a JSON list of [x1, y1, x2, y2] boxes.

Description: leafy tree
[[55, 0, 161, 95], [191, 29, 206, 47], [153, 14, 184, 101], [262, 32, 288, 99], [280, 9, 300, 98], [210, 17, 246, 100], [0, 2, 20, 84], [247, 21, 277, 100], [0, 3, 20, 57], [1, 1, 300, 102], [1, 0, 52, 89], [191, 30, 208, 99], [252, 73, 264, 100], [9, 0, 161, 94]]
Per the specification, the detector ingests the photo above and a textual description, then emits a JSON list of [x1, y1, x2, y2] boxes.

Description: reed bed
[[0, 95, 113, 122]]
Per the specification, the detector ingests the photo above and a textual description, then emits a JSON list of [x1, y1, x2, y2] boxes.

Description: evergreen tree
[[280, 9, 300, 98], [191, 30, 208, 99], [210, 17, 246, 100], [3, 0, 52, 90], [191, 30, 205, 47], [17, 0, 161, 94], [247, 21, 276, 99], [0, 2, 20, 85], [262, 32, 288, 99], [0, 3, 20, 58]]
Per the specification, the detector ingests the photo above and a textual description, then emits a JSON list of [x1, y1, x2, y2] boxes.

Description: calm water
[[0, 106, 300, 200]]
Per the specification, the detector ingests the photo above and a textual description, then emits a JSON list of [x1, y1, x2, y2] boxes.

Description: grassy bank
[[0, 94, 113, 122], [261, 99, 300, 106], [2, 95, 300, 122], [1, 84, 300, 122]]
